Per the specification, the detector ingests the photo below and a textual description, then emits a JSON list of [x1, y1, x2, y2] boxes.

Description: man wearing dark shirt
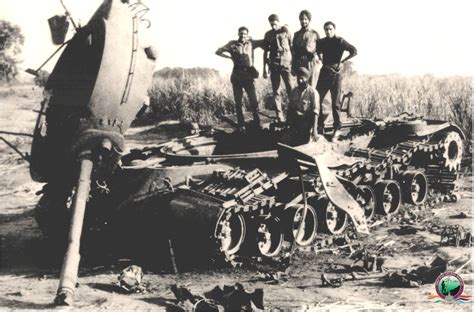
[[292, 10, 322, 90], [263, 14, 292, 122], [316, 21, 357, 139], [216, 27, 263, 130]]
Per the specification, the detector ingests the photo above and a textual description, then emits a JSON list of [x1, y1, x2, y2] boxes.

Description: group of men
[[215, 9, 357, 143]]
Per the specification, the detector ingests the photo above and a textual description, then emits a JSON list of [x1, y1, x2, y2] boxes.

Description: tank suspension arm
[[294, 168, 309, 250], [54, 153, 93, 306], [284, 161, 310, 262]]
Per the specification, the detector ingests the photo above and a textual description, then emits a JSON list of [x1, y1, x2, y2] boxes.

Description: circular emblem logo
[[435, 272, 464, 300]]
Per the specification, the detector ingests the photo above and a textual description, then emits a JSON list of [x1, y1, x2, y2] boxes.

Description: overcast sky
[[1, 0, 473, 76]]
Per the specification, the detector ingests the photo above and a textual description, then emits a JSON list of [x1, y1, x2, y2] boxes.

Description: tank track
[[343, 131, 461, 203], [182, 130, 463, 265]]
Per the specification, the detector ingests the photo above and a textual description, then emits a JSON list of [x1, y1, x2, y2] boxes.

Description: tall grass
[[148, 68, 472, 140], [343, 74, 472, 138], [148, 67, 273, 125], [148, 72, 234, 125]]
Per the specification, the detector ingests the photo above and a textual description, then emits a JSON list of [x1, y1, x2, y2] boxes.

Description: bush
[[0, 20, 24, 83]]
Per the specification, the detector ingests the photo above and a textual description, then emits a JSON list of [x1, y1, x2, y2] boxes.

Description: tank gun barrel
[[54, 154, 93, 305]]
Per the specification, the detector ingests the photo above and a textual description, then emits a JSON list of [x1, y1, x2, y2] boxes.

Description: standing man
[[284, 67, 322, 146], [262, 14, 293, 122], [316, 21, 357, 140], [216, 27, 263, 131], [292, 10, 322, 89]]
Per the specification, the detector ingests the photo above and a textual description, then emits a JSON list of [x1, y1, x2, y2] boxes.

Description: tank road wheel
[[316, 198, 348, 235], [256, 218, 284, 257], [354, 185, 376, 221], [292, 204, 318, 246], [441, 131, 463, 171], [401, 171, 428, 205], [216, 212, 246, 255], [375, 180, 402, 215], [35, 188, 71, 242]]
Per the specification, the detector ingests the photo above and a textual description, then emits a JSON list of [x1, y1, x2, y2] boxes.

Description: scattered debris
[[350, 247, 385, 272], [170, 284, 221, 311], [117, 265, 145, 293], [314, 243, 356, 254], [384, 255, 448, 287], [334, 235, 351, 246], [321, 274, 343, 288], [449, 212, 470, 219], [390, 225, 424, 235], [369, 219, 385, 228], [384, 272, 421, 288], [455, 258, 472, 274], [171, 283, 264, 311], [440, 225, 473, 247], [257, 271, 288, 285]]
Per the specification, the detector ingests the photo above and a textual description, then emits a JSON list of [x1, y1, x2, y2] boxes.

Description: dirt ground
[[0, 85, 473, 311]]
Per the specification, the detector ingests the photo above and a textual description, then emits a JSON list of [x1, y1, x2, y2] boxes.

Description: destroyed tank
[[109, 107, 465, 267], [27, 0, 465, 305]]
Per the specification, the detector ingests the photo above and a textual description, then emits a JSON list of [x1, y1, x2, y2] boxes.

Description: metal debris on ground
[[449, 212, 470, 219], [171, 285, 222, 311], [440, 225, 473, 247], [392, 204, 432, 226], [383, 255, 448, 287], [321, 273, 343, 288], [256, 270, 288, 285], [117, 265, 145, 293], [390, 225, 424, 235], [171, 283, 264, 311], [350, 247, 385, 272]]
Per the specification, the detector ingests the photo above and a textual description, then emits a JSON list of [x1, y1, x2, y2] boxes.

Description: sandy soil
[[0, 84, 473, 311]]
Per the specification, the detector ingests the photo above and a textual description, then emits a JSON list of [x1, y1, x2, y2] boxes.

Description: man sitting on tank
[[281, 67, 325, 146]]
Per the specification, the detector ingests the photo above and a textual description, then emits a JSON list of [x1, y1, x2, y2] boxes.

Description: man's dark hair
[[324, 21, 336, 29], [238, 26, 249, 33], [268, 14, 279, 22], [299, 10, 311, 21]]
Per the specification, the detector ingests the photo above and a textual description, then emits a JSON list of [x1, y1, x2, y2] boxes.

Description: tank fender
[[414, 121, 466, 140], [313, 154, 370, 235], [277, 143, 369, 235]]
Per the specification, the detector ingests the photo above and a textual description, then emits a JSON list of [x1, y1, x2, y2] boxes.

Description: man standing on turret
[[292, 10, 321, 89], [262, 14, 293, 122], [316, 21, 357, 140], [216, 27, 263, 132]]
